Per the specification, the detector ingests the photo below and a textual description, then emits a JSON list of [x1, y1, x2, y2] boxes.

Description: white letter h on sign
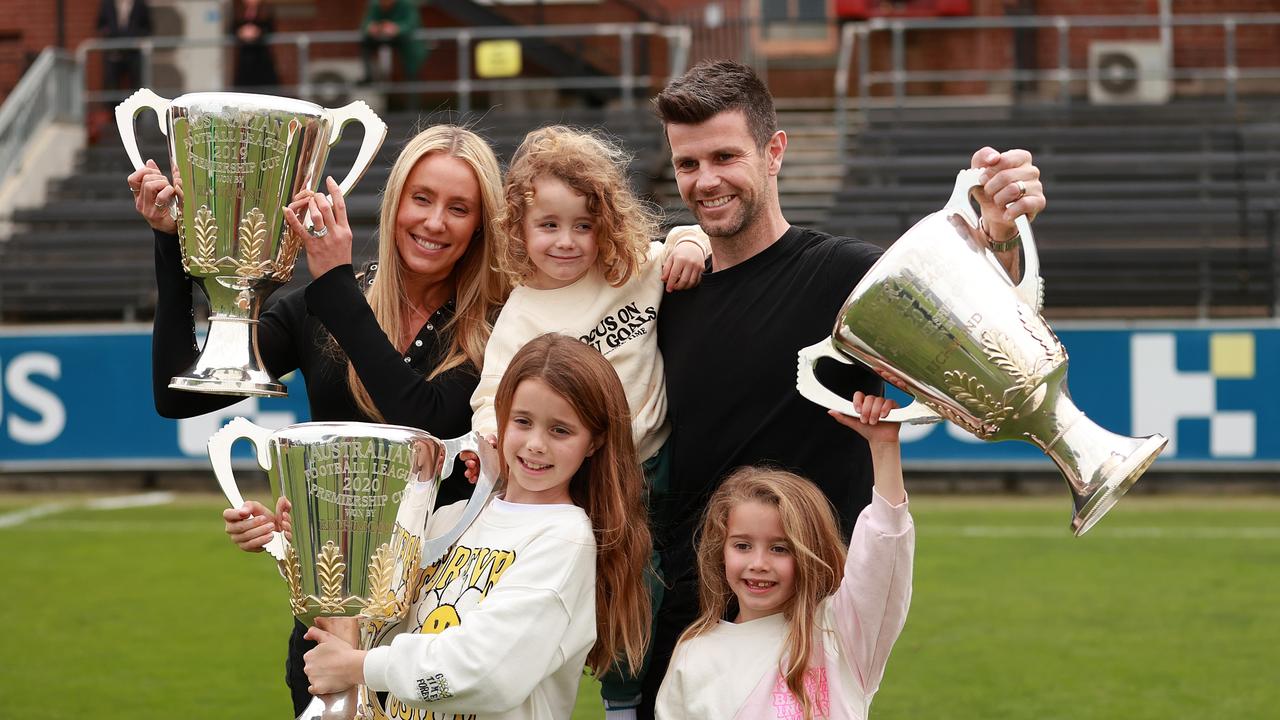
[[1131, 333, 1255, 458]]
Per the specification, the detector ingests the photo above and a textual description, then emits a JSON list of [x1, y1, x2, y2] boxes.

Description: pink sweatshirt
[[655, 490, 914, 720]]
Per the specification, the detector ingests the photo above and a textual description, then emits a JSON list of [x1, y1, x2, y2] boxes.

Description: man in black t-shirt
[[633, 60, 1047, 719]]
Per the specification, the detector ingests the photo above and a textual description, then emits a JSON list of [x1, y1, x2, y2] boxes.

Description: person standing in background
[[231, 0, 280, 89], [360, 0, 427, 84], [96, 0, 153, 92]]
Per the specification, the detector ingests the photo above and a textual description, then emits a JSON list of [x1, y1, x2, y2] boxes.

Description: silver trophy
[[208, 418, 498, 720], [797, 168, 1167, 535], [117, 90, 388, 397]]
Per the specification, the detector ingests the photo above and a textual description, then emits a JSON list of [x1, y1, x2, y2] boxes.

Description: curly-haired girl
[[470, 124, 708, 715]]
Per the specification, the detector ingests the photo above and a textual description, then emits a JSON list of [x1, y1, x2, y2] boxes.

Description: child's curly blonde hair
[[496, 125, 660, 288]]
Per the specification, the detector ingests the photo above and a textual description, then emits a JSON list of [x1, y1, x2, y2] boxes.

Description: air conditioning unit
[[1088, 40, 1171, 105], [306, 59, 385, 115]]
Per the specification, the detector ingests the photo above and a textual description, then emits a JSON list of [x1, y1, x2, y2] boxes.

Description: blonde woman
[[128, 124, 508, 715]]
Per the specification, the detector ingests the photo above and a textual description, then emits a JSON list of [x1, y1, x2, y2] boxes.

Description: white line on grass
[[926, 526, 1280, 540], [0, 502, 73, 529], [0, 492, 176, 529], [84, 491, 176, 510]]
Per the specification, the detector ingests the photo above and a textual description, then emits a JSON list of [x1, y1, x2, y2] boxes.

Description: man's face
[[667, 110, 777, 239]]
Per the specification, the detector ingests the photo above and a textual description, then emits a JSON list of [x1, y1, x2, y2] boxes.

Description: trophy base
[[169, 375, 287, 397], [1070, 434, 1168, 537]]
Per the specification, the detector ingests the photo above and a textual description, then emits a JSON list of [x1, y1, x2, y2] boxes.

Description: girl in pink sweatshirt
[[655, 392, 914, 720]]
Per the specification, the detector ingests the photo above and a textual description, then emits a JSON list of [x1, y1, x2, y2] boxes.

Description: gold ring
[[1015, 180, 1028, 199], [154, 199, 167, 208]]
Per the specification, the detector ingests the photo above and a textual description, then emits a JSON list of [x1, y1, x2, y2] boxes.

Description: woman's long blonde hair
[[493, 333, 652, 676], [347, 124, 508, 421], [682, 467, 847, 720], [494, 125, 659, 289]]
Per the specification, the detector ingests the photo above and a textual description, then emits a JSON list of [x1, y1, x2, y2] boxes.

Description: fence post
[[457, 29, 472, 115], [297, 35, 311, 102], [621, 29, 635, 112], [891, 21, 905, 108], [1224, 18, 1238, 106], [1055, 17, 1070, 106]]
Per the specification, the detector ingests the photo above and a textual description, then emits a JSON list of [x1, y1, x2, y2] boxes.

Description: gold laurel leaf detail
[[316, 541, 348, 614], [275, 228, 303, 283], [1018, 305, 1067, 364], [282, 544, 307, 617], [362, 543, 397, 618], [981, 331, 1032, 387], [921, 397, 992, 439], [236, 208, 268, 277], [194, 206, 218, 264], [944, 370, 1011, 436]]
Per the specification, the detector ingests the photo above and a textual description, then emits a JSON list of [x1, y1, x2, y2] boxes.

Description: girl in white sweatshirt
[[302, 333, 653, 720], [470, 125, 708, 717], [656, 392, 915, 720]]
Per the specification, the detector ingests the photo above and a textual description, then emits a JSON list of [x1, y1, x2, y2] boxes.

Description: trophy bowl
[[207, 418, 498, 720], [117, 90, 387, 397], [798, 168, 1167, 535]]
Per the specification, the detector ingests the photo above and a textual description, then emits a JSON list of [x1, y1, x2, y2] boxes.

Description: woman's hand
[[222, 499, 275, 552], [303, 617, 365, 696], [128, 160, 178, 234], [221, 496, 291, 552], [969, 146, 1045, 244], [829, 391, 902, 445], [283, 176, 354, 279]]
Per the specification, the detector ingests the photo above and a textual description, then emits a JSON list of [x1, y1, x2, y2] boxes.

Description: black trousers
[[636, 567, 700, 719], [287, 618, 316, 717]]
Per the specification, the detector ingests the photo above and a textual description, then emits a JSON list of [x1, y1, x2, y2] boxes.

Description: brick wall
[[2, 1, 1275, 103], [857, 0, 1280, 98]]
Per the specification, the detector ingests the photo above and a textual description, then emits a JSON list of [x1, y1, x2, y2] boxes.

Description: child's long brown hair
[[682, 467, 846, 720], [495, 125, 659, 289], [492, 333, 652, 675]]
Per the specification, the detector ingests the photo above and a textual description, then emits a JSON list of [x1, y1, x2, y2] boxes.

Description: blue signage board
[[1, 322, 1277, 470], [0, 325, 309, 469], [892, 322, 1280, 468]]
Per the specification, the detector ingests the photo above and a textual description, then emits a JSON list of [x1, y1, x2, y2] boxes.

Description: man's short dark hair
[[654, 60, 778, 149]]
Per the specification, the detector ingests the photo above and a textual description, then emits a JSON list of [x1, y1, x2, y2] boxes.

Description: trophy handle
[[324, 100, 388, 196], [420, 431, 498, 570], [115, 88, 171, 171], [947, 168, 1044, 312], [207, 416, 286, 561], [796, 338, 942, 425]]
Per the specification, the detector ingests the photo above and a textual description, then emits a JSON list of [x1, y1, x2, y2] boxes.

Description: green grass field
[[2, 491, 1277, 719]]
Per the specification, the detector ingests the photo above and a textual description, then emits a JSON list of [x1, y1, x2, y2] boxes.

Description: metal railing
[[75, 22, 691, 114], [836, 13, 1280, 111], [0, 48, 81, 186]]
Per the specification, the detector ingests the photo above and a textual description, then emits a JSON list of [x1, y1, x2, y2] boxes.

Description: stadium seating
[[0, 107, 665, 322], [824, 101, 1280, 317], [4, 96, 1279, 321]]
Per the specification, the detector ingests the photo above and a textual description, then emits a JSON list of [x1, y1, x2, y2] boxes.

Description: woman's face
[[393, 152, 482, 287]]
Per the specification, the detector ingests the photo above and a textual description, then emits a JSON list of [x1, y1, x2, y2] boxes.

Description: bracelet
[[978, 217, 1021, 253]]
